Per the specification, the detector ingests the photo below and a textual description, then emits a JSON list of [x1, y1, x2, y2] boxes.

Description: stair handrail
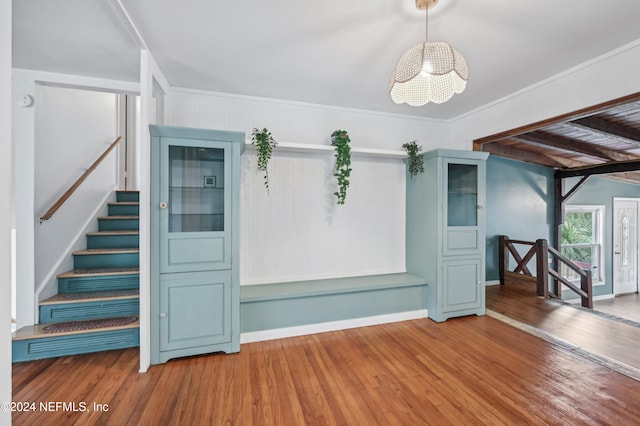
[[40, 136, 122, 224], [499, 235, 593, 308]]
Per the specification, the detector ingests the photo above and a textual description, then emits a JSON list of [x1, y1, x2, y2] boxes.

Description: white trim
[[171, 86, 446, 124], [563, 204, 606, 284], [13, 68, 139, 95], [111, 0, 149, 50], [485, 280, 501, 286], [240, 310, 429, 344]]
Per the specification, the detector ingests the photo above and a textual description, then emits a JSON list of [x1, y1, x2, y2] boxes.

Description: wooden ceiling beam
[[514, 131, 638, 162], [570, 116, 640, 147], [481, 141, 581, 169], [555, 159, 640, 178], [473, 92, 640, 149]]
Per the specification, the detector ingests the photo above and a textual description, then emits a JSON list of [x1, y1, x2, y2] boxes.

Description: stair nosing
[[57, 268, 140, 279], [40, 292, 139, 306], [98, 215, 139, 220], [86, 230, 139, 236], [72, 248, 139, 256], [12, 320, 140, 341]]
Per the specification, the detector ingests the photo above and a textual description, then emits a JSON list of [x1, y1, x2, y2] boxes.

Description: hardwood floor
[[487, 281, 640, 376], [594, 293, 640, 323], [12, 315, 640, 425]]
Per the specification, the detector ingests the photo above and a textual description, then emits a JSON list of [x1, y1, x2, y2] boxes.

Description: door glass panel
[[623, 215, 630, 266], [447, 163, 478, 226], [168, 145, 224, 232]]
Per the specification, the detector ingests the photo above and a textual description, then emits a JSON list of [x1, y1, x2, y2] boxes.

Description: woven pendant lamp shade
[[389, 0, 468, 106], [390, 41, 468, 105]]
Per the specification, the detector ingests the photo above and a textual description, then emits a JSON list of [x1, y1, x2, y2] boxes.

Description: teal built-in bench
[[240, 273, 428, 341]]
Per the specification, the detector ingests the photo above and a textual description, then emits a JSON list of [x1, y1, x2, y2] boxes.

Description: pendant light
[[389, 0, 468, 105]]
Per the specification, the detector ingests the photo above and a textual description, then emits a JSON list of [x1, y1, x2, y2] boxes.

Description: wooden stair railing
[[40, 137, 122, 224], [499, 235, 593, 308]]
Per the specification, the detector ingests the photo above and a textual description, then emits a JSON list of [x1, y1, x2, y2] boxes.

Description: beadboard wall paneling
[[239, 150, 406, 285], [164, 89, 438, 284]]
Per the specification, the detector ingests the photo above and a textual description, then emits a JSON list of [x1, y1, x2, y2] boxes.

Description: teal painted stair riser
[[39, 299, 140, 323], [13, 328, 139, 362], [73, 252, 139, 270], [108, 203, 139, 216], [58, 274, 139, 293], [98, 217, 139, 231], [116, 191, 140, 202], [87, 233, 139, 249]]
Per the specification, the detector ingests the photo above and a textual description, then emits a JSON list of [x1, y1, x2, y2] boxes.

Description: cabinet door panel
[[442, 259, 482, 312], [159, 138, 232, 273], [445, 229, 479, 252], [160, 271, 231, 352], [167, 235, 225, 266]]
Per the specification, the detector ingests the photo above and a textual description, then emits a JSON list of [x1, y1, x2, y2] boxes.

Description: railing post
[[581, 270, 593, 309], [498, 235, 507, 285], [535, 239, 549, 298]]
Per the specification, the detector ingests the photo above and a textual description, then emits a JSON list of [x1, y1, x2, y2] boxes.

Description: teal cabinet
[[150, 125, 244, 364], [406, 149, 489, 322]]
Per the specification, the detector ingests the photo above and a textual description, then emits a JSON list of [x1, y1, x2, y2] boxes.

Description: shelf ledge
[[245, 141, 407, 159]]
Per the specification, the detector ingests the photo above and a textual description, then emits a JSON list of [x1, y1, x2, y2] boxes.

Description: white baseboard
[[485, 280, 501, 286], [240, 309, 429, 344]]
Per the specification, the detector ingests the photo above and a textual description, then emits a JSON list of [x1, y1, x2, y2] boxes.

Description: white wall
[[1, 0, 12, 421], [450, 39, 640, 146], [166, 89, 449, 284], [34, 85, 120, 302]]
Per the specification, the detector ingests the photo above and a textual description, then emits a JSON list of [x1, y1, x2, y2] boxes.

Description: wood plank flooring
[[12, 315, 640, 425], [487, 281, 640, 376], [594, 293, 640, 323]]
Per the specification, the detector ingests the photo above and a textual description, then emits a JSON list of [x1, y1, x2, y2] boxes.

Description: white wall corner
[[1, 0, 13, 420]]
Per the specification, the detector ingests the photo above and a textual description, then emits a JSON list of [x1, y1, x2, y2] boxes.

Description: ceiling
[[474, 95, 640, 184], [11, 1, 640, 182], [11, 0, 640, 120]]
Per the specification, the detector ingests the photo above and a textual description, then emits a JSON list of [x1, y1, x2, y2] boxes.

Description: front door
[[613, 198, 639, 295]]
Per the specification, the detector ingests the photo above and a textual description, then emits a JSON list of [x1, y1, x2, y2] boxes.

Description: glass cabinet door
[[447, 162, 478, 227], [160, 138, 231, 273], [168, 145, 225, 233]]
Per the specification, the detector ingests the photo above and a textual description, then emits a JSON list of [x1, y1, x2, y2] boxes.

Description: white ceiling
[[12, 0, 640, 120]]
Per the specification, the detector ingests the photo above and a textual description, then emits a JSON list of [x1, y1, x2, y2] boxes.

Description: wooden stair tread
[[12, 319, 139, 341], [98, 215, 139, 220], [73, 248, 139, 255], [40, 290, 139, 305], [57, 267, 139, 278], [86, 230, 139, 236]]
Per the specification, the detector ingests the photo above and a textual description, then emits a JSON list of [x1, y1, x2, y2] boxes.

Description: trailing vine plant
[[251, 127, 277, 192], [402, 140, 424, 178], [331, 130, 352, 205]]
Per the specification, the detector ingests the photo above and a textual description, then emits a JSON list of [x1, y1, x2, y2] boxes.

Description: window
[[561, 205, 604, 284]]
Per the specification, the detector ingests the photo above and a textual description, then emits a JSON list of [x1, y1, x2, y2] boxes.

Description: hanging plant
[[402, 140, 424, 178], [331, 130, 352, 205], [251, 127, 277, 192]]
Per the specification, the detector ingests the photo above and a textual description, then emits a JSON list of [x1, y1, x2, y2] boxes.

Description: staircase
[[12, 190, 140, 362]]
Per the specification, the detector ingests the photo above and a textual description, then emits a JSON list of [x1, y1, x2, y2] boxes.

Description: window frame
[[561, 204, 605, 285]]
